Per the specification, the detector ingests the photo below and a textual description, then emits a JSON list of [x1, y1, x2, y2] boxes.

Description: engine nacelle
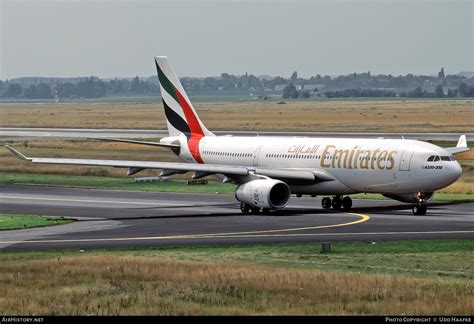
[[382, 192, 434, 203], [235, 179, 290, 209]]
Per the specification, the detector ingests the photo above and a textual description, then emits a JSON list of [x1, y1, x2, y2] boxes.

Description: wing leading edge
[[5, 145, 334, 182]]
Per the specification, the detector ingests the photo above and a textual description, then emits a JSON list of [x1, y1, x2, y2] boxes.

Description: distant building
[[274, 85, 286, 92], [303, 84, 324, 90]]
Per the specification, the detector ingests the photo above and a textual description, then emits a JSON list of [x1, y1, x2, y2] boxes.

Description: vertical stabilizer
[[155, 56, 213, 138]]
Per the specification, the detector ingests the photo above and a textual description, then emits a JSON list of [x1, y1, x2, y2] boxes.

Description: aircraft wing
[[5, 145, 334, 182], [446, 135, 470, 154]]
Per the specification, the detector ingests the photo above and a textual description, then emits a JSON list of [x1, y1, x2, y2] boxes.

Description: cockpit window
[[427, 155, 453, 162]]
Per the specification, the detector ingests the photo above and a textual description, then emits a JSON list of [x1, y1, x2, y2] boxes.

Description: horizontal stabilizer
[[90, 137, 179, 148]]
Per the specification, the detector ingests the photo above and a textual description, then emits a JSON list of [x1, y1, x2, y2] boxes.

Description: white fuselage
[[177, 135, 462, 195]]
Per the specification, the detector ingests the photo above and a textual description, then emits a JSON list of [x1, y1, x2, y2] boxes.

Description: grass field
[[0, 214, 73, 230], [0, 240, 472, 315], [1, 99, 473, 132]]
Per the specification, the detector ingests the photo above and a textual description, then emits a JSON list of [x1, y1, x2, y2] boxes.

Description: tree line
[[1, 68, 473, 99], [322, 84, 474, 99], [0, 76, 159, 99]]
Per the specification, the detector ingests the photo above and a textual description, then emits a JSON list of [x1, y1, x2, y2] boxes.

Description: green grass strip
[[0, 214, 73, 230]]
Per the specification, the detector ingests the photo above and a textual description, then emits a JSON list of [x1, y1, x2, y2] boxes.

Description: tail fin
[[155, 56, 213, 137]]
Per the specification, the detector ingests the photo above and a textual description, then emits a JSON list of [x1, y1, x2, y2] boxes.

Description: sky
[[1, 0, 473, 79]]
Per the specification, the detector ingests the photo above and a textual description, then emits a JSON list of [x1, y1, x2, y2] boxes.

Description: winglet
[[5, 145, 32, 161], [446, 135, 470, 155], [456, 135, 467, 148]]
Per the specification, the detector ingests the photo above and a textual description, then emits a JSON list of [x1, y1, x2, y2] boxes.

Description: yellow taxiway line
[[0, 213, 370, 244]]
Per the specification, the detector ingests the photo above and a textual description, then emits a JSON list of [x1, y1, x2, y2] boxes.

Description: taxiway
[[1, 184, 472, 251]]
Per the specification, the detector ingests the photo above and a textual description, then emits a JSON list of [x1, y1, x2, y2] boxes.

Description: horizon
[[4, 69, 473, 82]]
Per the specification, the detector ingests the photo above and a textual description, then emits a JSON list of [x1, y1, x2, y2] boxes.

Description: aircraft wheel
[[251, 206, 261, 214], [321, 197, 332, 209], [331, 196, 342, 210], [261, 208, 271, 215], [341, 196, 352, 211], [240, 202, 250, 214], [412, 204, 427, 215]]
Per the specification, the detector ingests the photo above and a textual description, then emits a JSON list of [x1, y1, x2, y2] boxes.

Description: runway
[[1, 184, 473, 251], [1, 127, 471, 141]]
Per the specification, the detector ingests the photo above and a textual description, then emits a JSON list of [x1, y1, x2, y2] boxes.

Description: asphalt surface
[[1, 127, 471, 141], [0, 184, 473, 251]]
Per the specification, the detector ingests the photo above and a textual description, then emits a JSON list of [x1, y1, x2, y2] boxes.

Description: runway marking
[[0, 213, 370, 244], [0, 195, 188, 207], [0, 131, 50, 136]]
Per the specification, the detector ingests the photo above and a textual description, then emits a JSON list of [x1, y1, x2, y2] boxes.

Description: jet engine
[[382, 192, 434, 203], [235, 179, 290, 209]]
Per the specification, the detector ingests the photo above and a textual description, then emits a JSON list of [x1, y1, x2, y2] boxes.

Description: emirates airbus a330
[[6, 56, 470, 215]]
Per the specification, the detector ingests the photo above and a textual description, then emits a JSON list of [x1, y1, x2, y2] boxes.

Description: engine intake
[[235, 179, 290, 209]]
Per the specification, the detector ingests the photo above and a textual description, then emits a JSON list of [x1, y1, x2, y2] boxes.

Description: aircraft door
[[253, 146, 262, 167], [399, 149, 414, 171]]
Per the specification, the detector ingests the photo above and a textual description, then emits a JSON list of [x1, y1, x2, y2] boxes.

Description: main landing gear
[[412, 192, 427, 215], [240, 202, 270, 214], [321, 195, 352, 211]]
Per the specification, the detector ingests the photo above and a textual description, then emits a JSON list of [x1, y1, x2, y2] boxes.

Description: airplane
[[6, 56, 470, 216]]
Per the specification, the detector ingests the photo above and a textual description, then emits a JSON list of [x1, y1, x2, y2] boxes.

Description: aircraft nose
[[447, 161, 462, 183]]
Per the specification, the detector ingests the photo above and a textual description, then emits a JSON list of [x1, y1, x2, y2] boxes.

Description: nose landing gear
[[412, 192, 427, 215], [322, 195, 352, 211]]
